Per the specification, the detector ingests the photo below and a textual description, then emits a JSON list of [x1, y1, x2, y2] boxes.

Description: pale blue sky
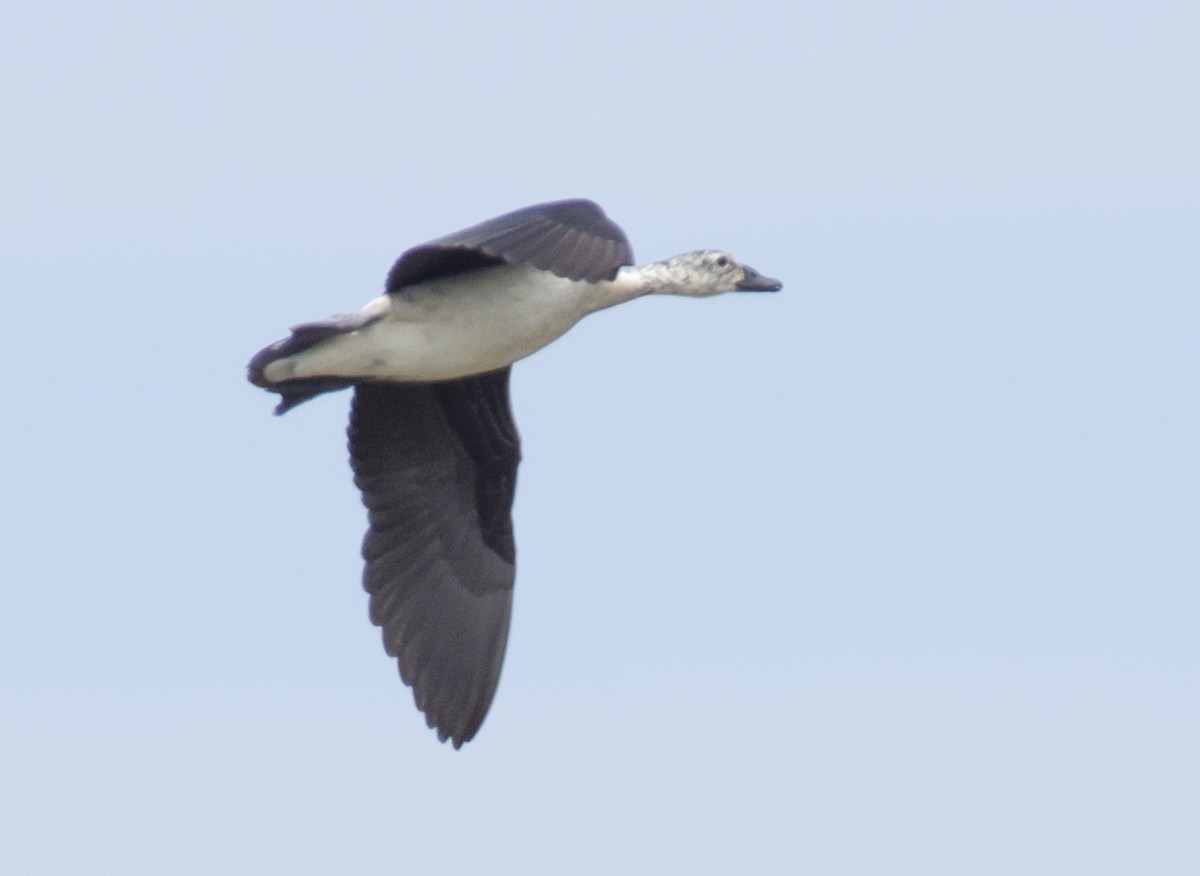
[[2, 2, 1197, 873]]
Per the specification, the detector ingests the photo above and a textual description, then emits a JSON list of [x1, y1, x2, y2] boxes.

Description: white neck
[[581, 254, 715, 314]]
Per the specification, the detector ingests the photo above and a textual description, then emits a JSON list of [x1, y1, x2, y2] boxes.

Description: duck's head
[[652, 250, 783, 297]]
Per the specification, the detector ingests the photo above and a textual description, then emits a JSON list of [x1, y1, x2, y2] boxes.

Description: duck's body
[[262, 264, 624, 385], [248, 199, 780, 747]]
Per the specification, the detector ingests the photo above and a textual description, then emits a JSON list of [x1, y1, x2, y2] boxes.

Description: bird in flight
[[248, 199, 781, 747]]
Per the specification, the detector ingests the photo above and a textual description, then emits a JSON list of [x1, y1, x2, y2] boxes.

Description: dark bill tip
[[736, 264, 783, 292]]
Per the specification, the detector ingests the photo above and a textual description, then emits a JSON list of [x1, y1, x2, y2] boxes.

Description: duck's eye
[[716, 256, 728, 268]]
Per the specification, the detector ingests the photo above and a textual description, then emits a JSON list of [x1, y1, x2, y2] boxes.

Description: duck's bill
[[736, 265, 783, 292]]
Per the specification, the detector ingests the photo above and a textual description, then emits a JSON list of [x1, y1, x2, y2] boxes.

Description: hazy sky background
[[2, 2, 1197, 873]]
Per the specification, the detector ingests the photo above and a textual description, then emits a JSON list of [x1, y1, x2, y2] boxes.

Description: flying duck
[[248, 199, 781, 747]]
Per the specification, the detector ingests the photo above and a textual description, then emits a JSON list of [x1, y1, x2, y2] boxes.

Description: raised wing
[[347, 370, 521, 747], [386, 198, 634, 291]]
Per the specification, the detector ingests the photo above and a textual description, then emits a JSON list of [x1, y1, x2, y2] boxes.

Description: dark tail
[[248, 312, 381, 414]]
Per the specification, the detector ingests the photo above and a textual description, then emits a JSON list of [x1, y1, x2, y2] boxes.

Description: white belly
[[264, 265, 596, 383]]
